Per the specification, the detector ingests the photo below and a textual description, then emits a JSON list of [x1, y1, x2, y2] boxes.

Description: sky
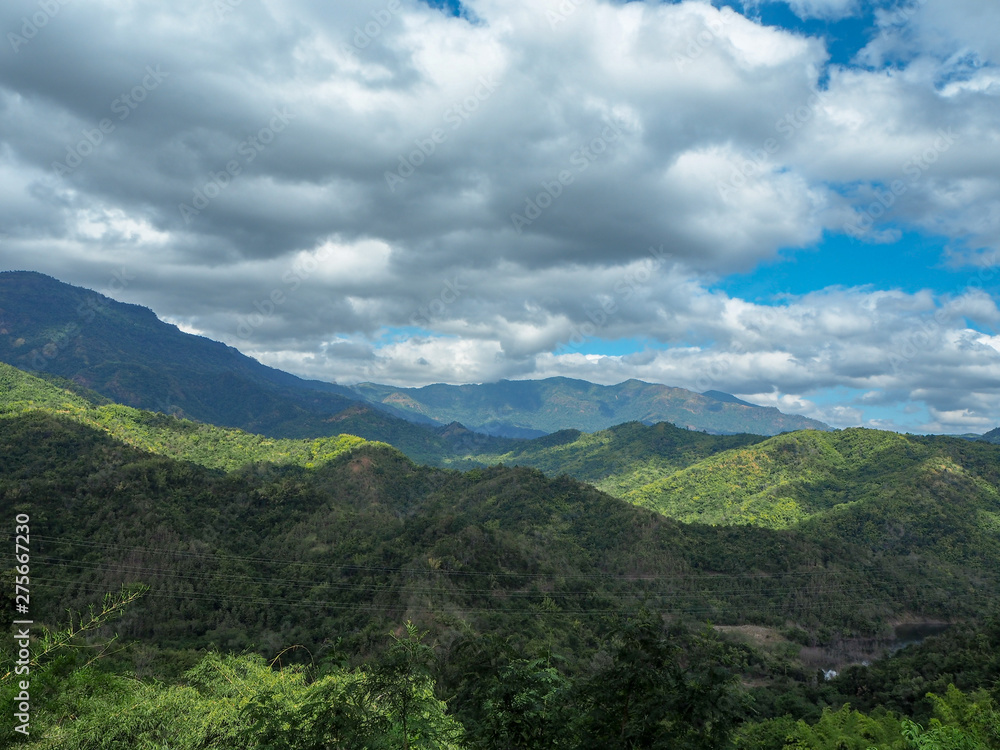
[[1, 0, 999, 434]]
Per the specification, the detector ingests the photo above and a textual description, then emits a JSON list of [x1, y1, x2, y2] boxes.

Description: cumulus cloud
[[759, 0, 860, 21], [0, 0, 999, 434]]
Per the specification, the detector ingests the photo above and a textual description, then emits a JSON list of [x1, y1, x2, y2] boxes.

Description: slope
[[2, 404, 998, 662], [0, 274, 505, 464], [980, 426, 1000, 444], [626, 428, 1000, 538], [0, 361, 442, 472], [1, 271, 829, 450], [0, 271, 361, 420], [464, 420, 768, 496]]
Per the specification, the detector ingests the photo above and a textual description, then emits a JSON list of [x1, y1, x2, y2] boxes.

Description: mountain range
[[4, 359, 999, 647], [0, 271, 830, 447], [351, 377, 831, 437], [3, 275, 1000, 746]]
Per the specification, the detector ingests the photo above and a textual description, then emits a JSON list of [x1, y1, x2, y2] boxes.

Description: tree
[[573, 610, 748, 749], [478, 657, 571, 749], [364, 621, 465, 750]]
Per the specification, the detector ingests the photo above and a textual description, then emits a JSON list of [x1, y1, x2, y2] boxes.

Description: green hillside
[[4, 376, 1000, 746], [626, 428, 1000, 533], [0, 271, 833, 471], [0, 361, 382, 471], [981, 426, 1000, 444], [466, 420, 767, 495], [4, 400, 997, 649], [0, 361, 94, 412], [0, 271, 356, 417]]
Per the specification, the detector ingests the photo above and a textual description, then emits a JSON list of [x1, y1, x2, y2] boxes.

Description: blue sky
[[719, 231, 998, 301], [731, 1, 878, 67], [1, 0, 998, 434]]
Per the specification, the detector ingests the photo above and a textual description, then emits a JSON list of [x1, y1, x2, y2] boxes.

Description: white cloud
[[766, 0, 859, 21], [1, 0, 1000, 433]]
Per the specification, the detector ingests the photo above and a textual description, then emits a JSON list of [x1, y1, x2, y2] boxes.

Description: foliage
[[572, 610, 749, 749], [623, 428, 1000, 546], [467, 420, 766, 496], [0, 362, 388, 471], [0, 586, 148, 746], [3, 352, 1000, 747]]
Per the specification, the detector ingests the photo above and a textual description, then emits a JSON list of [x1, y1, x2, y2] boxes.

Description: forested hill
[[3, 365, 1000, 746], [0, 271, 357, 416], [464, 420, 769, 495], [981, 425, 1000, 444], [0, 271, 478, 462], [462, 420, 1000, 549], [2, 400, 997, 653], [623, 427, 1000, 532]]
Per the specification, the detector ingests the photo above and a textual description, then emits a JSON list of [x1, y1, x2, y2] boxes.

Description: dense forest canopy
[[2, 363, 999, 747]]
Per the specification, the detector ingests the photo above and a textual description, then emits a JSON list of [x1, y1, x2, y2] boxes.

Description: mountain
[[0, 361, 389, 471], [4, 362, 1000, 747], [351, 377, 831, 437], [0, 270, 357, 418], [454, 419, 1000, 571], [980, 426, 1000, 444], [3, 385, 995, 655], [0, 271, 508, 464], [626, 427, 1000, 535], [0, 271, 829, 457], [465, 420, 768, 496], [701, 389, 759, 407]]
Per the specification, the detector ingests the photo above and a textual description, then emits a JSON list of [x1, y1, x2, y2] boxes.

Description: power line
[[34, 576, 971, 619], [34, 555, 950, 600], [24, 534, 941, 582]]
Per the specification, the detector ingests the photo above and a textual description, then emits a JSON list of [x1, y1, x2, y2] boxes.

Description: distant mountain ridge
[[351, 378, 831, 437], [0, 271, 830, 440]]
